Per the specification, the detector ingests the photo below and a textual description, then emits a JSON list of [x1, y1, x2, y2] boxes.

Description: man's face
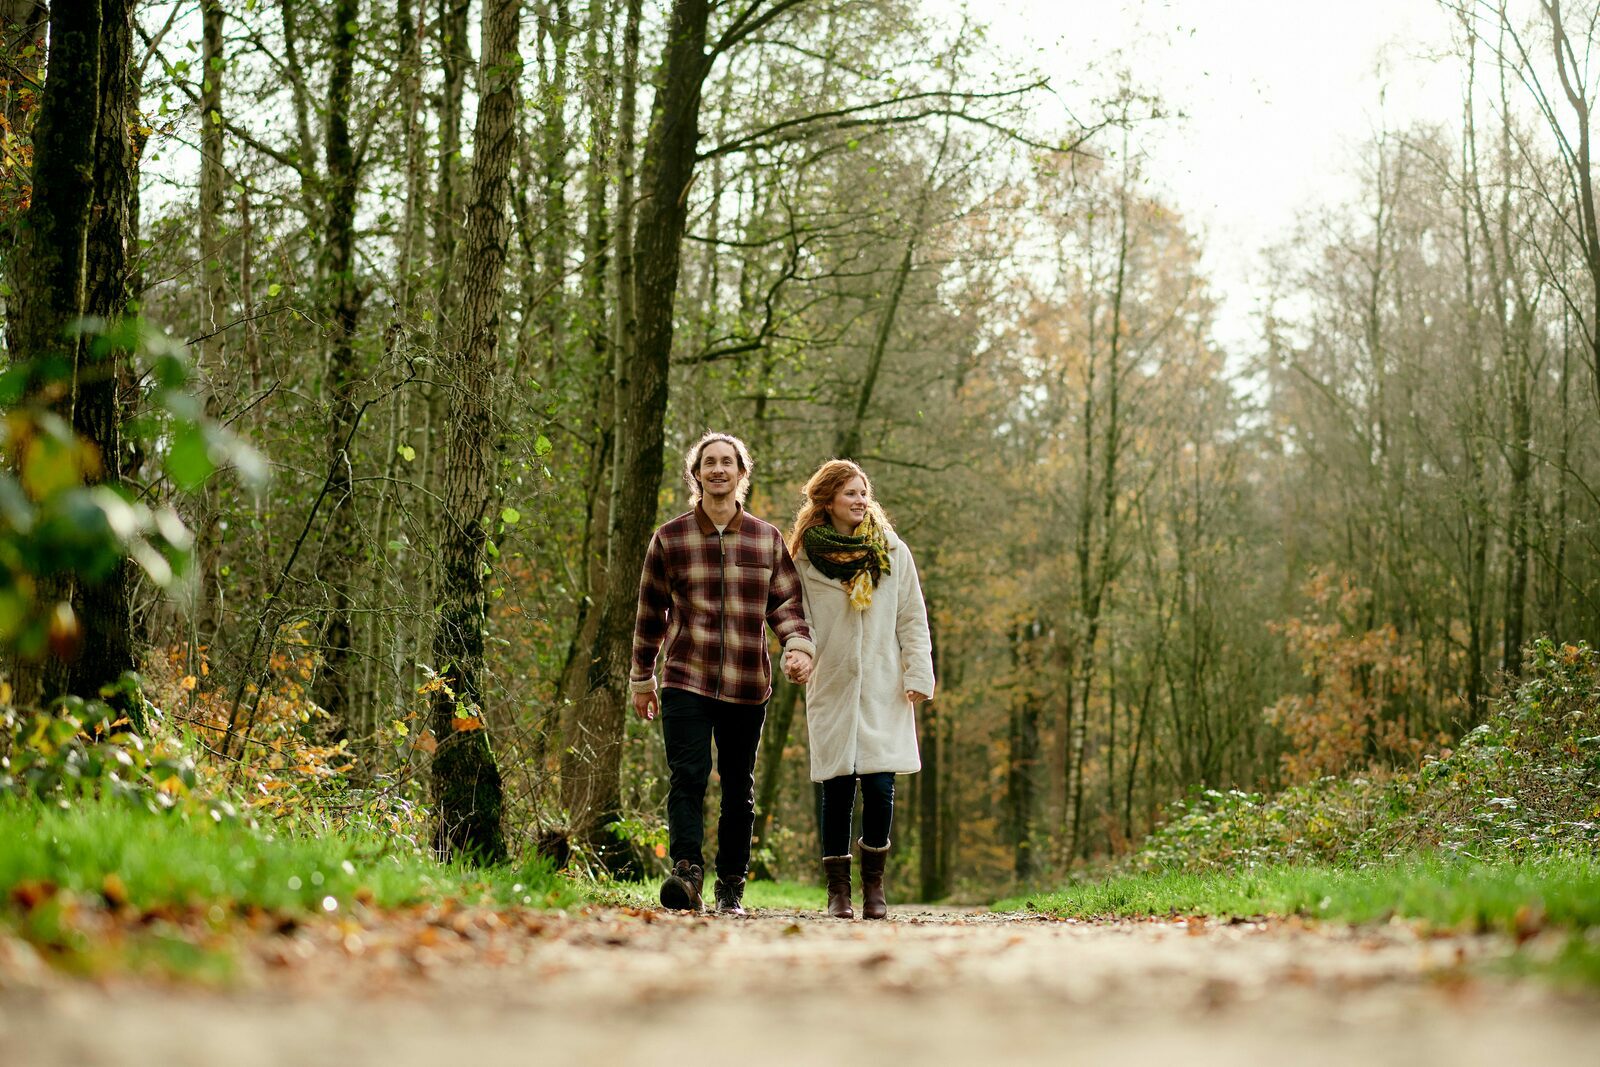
[[698, 441, 742, 501]]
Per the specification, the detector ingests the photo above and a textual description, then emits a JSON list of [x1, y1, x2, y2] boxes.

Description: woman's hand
[[906, 690, 928, 704], [783, 648, 814, 684]]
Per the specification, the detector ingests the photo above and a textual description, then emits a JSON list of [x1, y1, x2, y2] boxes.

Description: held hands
[[782, 648, 814, 685], [632, 689, 659, 721]]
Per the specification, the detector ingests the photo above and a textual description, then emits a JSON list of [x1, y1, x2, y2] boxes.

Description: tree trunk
[[395, 0, 427, 308], [429, 0, 522, 865], [1064, 160, 1129, 862], [917, 695, 942, 900], [917, 613, 945, 900], [419, 0, 476, 612], [560, 0, 709, 867], [433, 0, 474, 300], [198, 0, 226, 353], [1006, 624, 1040, 883], [749, 674, 799, 878], [5, 0, 102, 710], [534, 0, 572, 382], [65, 0, 137, 714], [835, 124, 948, 460], [188, 0, 227, 665], [552, 0, 616, 713], [313, 0, 367, 754], [1540, 0, 1600, 412], [1500, 317, 1532, 676], [0, 1, 48, 257]]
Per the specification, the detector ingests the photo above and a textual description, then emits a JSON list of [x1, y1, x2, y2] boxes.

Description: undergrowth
[[1004, 640, 1600, 988], [1131, 639, 1600, 875]]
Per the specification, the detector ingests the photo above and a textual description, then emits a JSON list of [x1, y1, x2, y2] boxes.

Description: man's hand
[[907, 690, 929, 705], [782, 648, 814, 685], [632, 689, 659, 721]]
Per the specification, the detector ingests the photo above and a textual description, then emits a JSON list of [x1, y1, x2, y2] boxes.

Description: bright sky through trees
[[937, 0, 1465, 353]]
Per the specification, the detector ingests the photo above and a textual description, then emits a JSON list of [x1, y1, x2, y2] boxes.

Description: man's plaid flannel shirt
[[630, 503, 815, 706]]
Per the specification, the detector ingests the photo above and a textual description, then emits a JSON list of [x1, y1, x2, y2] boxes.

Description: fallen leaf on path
[[9, 881, 58, 911], [100, 873, 128, 908], [1513, 904, 1545, 943]]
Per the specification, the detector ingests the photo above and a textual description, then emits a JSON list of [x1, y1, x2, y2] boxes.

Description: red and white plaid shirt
[[630, 503, 815, 705]]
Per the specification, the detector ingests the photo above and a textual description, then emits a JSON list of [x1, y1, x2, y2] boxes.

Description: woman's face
[[826, 475, 870, 533]]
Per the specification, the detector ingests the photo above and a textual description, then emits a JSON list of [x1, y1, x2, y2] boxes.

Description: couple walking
[[629, 431, 935, 918]]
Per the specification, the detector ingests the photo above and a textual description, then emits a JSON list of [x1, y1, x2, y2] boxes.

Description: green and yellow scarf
[[803, 513, 892, 611]]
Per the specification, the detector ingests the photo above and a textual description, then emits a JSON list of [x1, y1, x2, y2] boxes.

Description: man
[[630, 431, 815, 915]]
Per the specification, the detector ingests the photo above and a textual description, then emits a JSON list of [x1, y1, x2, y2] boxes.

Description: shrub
[[1131, 638, 1600, 874]]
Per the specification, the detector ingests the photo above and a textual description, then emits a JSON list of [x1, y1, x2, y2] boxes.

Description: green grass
[[743, 878, 826, 910], [0, 797, 588, 980], [996, 854, 1600, 933], [998, 854, 1600, 988], [0, 797, 584, 916]]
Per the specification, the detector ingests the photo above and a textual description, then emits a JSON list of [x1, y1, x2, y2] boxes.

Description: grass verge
[[0, 797, 582, 980], [997, 854, 1600, 988], [997, 855, 1600, 929]]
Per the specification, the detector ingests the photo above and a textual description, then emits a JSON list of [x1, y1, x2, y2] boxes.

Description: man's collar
[[694, 501, 744, 534]]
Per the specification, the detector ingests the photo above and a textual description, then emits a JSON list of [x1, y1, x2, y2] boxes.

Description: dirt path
[[3, 903, 1596, 1066]]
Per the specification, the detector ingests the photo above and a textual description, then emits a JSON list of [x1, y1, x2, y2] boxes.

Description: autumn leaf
[[452, 717, 484, 733], [101, 873, 129, 908]]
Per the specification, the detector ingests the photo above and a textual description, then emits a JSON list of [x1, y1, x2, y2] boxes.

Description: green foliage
[[0, 318, 263, 662], [1128, 639, 1600, 875], [0, 694, 239, 818]]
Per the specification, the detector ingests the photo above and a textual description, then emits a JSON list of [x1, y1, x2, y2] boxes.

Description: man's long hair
[[684, 430, 754, 506], [786, 458, 893, 557]]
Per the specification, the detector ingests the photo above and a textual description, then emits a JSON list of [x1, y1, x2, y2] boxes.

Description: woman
[[787, 459, 935, 919]]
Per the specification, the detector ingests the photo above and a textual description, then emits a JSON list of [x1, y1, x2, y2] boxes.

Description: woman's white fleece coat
[[797, 530, 936, 782]]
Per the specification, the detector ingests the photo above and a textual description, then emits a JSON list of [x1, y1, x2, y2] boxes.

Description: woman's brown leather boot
[[858, 839, 890, 920], [823, 856, 854, 919]]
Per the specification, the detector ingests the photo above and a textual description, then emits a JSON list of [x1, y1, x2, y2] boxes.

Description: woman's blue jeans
[[820, 772, 894, 857]]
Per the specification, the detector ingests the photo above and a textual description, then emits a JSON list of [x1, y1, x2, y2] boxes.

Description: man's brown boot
[[714, 877, 747, 916], [858, 839, 890, 920], [822, 856, 854, 919], [660, 859, 704, 912]]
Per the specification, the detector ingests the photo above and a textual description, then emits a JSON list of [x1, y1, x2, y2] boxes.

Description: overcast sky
[[934, 0, 1468, 353]]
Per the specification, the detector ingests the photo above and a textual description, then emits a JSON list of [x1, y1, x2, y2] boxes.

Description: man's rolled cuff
[[782, 636, 816, 659], [628, 675, 658, 695]]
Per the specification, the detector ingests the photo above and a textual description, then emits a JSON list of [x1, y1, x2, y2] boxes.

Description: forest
[[2, 0, 1599, 930]]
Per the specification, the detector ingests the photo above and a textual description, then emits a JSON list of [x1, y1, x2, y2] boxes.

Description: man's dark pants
[[661, 687, 766, 883]]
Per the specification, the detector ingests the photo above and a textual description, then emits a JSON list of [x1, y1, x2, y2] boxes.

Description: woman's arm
[[895, 543, 936, 700], [769, 533, 816, 682]]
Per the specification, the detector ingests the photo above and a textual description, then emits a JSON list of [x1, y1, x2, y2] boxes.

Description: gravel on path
[[3, 904, 1596, 1066]]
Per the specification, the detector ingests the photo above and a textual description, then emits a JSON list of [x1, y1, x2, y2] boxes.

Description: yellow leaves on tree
[[1265, 568, 1449, 784]]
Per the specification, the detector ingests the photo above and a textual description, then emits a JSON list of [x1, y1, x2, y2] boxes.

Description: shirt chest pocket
[[736, 546, 774, 574]]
